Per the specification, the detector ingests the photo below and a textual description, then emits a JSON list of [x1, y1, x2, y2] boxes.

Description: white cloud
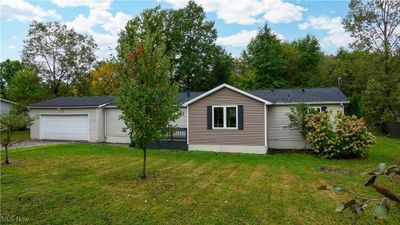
[[165, 0, 305, 25], [217, 30, 258, 47], [299, 16, 353, 49], [50, 0, 111, 10], [272, 31, 284, 40], [65, 9, 132, 58], [11, 35, 18, 39], [101, 12, 132, 34], [216, 29, 284, 47], [0, 0, 61, 22], [7, 45, 16, 49], [263, 0, 305, 23], [66, 9, 131, 35], [65, 14, 93, 34]]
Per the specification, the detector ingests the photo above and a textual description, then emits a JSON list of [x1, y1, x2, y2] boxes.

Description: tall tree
[[343, 0, 400, 127], [169, 1, 218, 91], [344, 0, 399, 77], [230, 58, 257, 90], [90, 62, 119, 96], [309, 50, 380, 96], [282, 43, 301, 88], [7, 70, 46, 109], [118, 1, 224, 91], [281, 35, 323, 88], [0, 60, 23, 97], [243, 24, 288, 88], [191, 46, 233, 90], [22, 21, 97, 96], [291, 35, 322, 87], [116, 36, 181, 179], [118, 6, 169, 61]]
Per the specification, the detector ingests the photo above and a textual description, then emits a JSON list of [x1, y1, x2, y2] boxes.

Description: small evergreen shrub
[[304, 111, 375, 158]]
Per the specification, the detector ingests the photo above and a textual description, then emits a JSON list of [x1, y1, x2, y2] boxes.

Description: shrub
[[287, 103, 319, 149], [304, 111, 375, 158]]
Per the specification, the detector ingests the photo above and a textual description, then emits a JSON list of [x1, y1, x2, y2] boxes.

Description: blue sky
[[0, 0, 353, 61]]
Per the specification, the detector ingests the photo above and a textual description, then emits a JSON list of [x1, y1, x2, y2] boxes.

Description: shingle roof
[[29, 92, 205, 108], [29, 87, 348, 108], [104, 92, 205, 107], [29, 96, 113, 108], [247, 87, 348, 103], [177, 92, 205, 103]]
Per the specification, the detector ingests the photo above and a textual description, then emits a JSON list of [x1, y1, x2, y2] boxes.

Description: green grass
[[1, 137, 399, 224]]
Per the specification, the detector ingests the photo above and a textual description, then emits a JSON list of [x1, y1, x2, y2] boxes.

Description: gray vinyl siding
[[0, 101, 12, 114], [105, 108, 129, 143], [30, 108, 104, 142], [189, 87, 265, 146], [267, 104, 344, 149], [104, 107, 187, 143], [171, 107, 187, 128]]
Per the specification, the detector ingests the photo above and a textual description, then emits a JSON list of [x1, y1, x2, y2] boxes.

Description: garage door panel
[[40, 115, 89, 141]]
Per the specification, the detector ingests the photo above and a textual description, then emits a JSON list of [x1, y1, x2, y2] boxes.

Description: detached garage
[[29, 96, 113, 142]]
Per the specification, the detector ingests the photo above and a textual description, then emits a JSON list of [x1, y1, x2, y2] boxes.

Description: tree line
[[0, 0, 399, 131]]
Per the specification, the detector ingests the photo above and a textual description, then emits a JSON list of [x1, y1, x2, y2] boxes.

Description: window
[[212, 106, 238, 129], [226, 107, 237, 127], [213, 107, 224, 128], [311, 106, 327, 113]]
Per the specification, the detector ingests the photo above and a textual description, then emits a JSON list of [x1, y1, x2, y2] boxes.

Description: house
[[0, 98, 17, 114], [28, 84, 349, 154]]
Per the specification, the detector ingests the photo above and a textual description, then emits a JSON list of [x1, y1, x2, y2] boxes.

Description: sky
[[0, 0, 353, 61]]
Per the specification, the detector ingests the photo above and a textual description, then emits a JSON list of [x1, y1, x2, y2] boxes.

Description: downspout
[[104, 107, 107, 141], [98, 101, 111, 142], [264, 103, 268, 154]]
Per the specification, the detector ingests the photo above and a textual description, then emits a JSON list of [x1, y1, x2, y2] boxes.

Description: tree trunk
[[141, 147, 147, 179], [4, 145, 9, 164]]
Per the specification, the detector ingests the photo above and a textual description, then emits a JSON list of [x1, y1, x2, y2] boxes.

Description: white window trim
[[212, 105, 238, 129], [311, 106, 327, 113]]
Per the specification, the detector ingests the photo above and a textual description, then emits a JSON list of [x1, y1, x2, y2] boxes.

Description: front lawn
[[1, 137, 399, 224]]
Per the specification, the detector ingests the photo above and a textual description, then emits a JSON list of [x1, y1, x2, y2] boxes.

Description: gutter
[[28, 101, 115, 110], [272, 101, 350, 105]]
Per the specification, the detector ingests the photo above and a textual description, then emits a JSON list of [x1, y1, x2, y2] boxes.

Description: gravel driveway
[[1, 140, 72, 150]]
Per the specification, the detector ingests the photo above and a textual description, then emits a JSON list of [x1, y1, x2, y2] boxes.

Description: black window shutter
[[207, 106, 212, 130], [238, 105, 244, 130]]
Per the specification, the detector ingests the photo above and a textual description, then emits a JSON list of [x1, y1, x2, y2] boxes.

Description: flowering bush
[[304, 111, 375, 158]]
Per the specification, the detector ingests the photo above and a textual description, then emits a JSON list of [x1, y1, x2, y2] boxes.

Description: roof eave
[[28, 105, 103, 109], [0, 98, 17, 105], [272, 101, 350, 105], [183, 83, 272, 106]]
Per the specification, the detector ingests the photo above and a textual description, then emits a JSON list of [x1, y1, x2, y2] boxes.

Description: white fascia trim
[[0, 98, 17, 105], [29, 106, 101, 109], [272, 101, 350, 105], [183, 83, 272, 106], [98, 101, 113, 108]]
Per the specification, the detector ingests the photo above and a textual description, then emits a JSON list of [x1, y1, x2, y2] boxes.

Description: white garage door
[[40, 115, 89, 141]]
